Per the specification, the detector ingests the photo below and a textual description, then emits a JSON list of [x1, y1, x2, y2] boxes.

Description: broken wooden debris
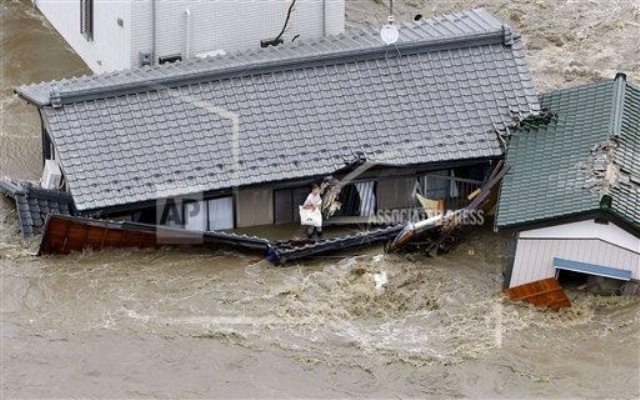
[[39, 215, 270, 256], [505, 278, 571, 310], [387, 161, 510, 253], [268, 225, 403, 265]]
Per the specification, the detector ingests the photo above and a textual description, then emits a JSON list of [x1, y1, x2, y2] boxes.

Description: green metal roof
[[497, 74, 640, 231]]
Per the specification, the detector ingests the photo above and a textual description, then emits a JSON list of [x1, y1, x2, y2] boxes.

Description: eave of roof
[[497, 209, 640, 237]]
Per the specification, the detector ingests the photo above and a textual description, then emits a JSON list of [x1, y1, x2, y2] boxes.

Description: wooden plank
[[505, 278, 571, 310]]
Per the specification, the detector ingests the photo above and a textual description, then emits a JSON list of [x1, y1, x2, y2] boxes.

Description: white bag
[[299, 206, 322, 227]]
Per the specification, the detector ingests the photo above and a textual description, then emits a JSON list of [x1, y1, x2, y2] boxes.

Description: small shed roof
[[496, 74, 640, 233], [15, 9, 539, 212]]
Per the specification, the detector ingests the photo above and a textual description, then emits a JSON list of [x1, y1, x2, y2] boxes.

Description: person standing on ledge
[[303, 183, 324, 239]]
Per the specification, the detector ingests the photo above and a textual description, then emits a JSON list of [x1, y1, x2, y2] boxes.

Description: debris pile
[[580, 139, 621, 195]]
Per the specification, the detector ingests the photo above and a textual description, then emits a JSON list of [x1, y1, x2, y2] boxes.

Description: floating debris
[[505, 278, 571, 310]]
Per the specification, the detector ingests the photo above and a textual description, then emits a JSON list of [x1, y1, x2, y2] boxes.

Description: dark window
[[80, 0, 94, 41], [274, 189, 294, 224], [332, 181, 377, 217], [274, 187, 308, 224], [159, 55, 182, 64]]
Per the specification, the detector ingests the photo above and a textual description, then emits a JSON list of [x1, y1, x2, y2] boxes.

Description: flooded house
[[9, 9, 540, 239], [32, 0, 345, 73], [497, 74, 640, 294]]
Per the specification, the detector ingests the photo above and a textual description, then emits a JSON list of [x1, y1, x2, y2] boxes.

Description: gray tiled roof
[[0, 179, 73, 238], [15, 9, 539, 212], [496, 74, 640, 231]]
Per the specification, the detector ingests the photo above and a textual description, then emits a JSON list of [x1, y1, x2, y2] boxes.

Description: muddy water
[[1, 0, 639, 398], [0, 0, 88, 180]]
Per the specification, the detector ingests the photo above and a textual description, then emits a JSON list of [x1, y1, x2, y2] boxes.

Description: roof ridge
[[45, 31, 507, 107], [608, 72, 627, 137]]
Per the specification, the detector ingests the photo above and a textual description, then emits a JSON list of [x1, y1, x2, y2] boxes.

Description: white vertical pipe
[[151, 0, 156, 64], [185, 8, 192, 58], [322, 0, 326, 36]]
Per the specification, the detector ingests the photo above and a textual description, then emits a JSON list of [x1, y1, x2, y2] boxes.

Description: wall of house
[[35, 0, 132, 73], [236, 188, 274, 227], [510, 220, 640, 288], [130, 0, 345, 67]]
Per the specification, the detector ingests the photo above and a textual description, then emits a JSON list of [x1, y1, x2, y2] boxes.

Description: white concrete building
[[33, 0, 345, 73]]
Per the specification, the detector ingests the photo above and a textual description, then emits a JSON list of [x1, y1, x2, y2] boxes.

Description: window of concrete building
[[80, 0, 94, 41]]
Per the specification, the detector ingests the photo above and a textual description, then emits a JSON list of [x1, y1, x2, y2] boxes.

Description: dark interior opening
[[557, 269, 625, 295], [557, 269, 588, 286], [159, 55, 183, 64], [332, 183, 362, 217]]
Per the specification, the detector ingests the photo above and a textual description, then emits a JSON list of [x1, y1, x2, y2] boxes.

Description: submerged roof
[[496, 74, 640, 232], [0, 179, 73, 238], [15, 9, 539, 212]]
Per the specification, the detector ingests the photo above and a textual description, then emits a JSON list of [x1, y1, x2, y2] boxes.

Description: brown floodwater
[[1, 0, 639, 398]]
